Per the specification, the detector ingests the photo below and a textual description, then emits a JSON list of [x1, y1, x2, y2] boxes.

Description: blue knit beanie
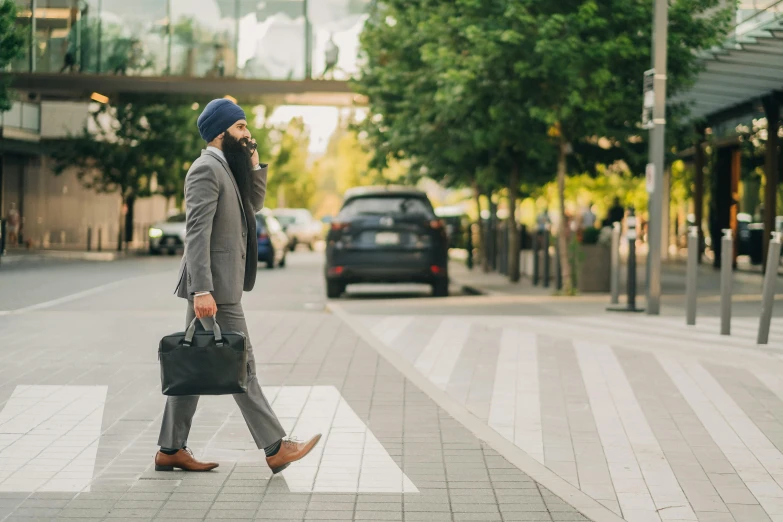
[[197, 99, 246, 143]]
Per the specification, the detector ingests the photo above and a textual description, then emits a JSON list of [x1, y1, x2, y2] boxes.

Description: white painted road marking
[[0, 385, 107, 492], [196, 385, 419, 494]]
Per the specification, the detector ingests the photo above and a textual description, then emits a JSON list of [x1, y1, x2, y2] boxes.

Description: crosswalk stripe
[[575, 341, 665, 522], [659, 356, 783, 516], [370, 316, 414, 347], [414, 318, 471, 389]]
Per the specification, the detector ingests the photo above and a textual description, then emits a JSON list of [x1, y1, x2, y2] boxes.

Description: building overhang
[[0, 73, 366, 107], [670, 16, 783, 125]]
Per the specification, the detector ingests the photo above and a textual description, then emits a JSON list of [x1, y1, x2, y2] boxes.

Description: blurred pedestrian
[[322, 34, 340, 79], [536, 207, 551, 232], [581, 203, 596, 230], [156, 99, 321, 474], [6, 203, 19, 247], [607, 197, 624, 227]]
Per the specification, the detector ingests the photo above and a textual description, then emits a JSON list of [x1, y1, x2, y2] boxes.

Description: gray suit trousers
[[157, 302, 286, 450]]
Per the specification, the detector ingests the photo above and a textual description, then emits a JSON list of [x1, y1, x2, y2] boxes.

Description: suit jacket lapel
[[202, 149, 245, 216]]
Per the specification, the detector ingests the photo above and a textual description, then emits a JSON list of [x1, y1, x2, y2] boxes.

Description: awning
[[671, 14, 783, 123]]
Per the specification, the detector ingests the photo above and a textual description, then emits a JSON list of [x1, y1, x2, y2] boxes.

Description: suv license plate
[[375, 232, 400, 245]]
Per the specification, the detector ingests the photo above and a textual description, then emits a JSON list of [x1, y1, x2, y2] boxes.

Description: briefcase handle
[[182, 316, 224, 347]]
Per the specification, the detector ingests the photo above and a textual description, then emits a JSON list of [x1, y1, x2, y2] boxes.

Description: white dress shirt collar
[[206, 145, 226, 162]]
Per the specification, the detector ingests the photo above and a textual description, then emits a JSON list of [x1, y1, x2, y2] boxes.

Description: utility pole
[[645, 0, 668, 315], [234, 0, 240, 77], [304, 0, 312, 79], [29, 0, 36, 72]]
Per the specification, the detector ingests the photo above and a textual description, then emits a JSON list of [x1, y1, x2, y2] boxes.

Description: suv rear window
[[339, 196, 434, 218]]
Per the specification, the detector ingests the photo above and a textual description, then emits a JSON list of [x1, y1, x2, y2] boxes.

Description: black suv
[[324, 187, 449, 298]]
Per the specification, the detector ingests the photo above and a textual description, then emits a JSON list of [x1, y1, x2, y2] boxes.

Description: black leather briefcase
[[159, 317, 248, 396]]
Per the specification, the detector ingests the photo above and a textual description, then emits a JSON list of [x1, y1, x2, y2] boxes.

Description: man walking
[[155, 99, 321, 474]]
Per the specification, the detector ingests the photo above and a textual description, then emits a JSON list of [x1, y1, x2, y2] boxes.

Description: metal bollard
[[610, 223, 621, 305], [608, 209, 643, 312], [555, 236, 563, 291], [466, 224, 474, 270], [532, 230, 540, 286], [686, 226, 698, 326], [0, 219, 5, 264], [627, 211, 639, 311], [97, 228, 103, 252], [720, 229, 733, 336], [757, 232, 782, 344], [87, 227, 92, 252], [543, 227, 551, 288]]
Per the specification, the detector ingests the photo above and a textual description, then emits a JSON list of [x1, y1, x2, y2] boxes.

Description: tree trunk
[[508, 161, 520, 282], [124, 194, 136, 250], [488, 191, 497, 272], [473, 182, 488, 273], [117, 194, 124, 252], [557, 136, 573, 294]]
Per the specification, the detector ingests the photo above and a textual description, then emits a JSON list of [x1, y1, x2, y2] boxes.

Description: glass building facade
[[12, 0, 371, 80]]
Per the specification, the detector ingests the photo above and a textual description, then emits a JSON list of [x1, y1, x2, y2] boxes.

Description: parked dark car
[[324, 187, 449, 298], [256, 209, 288, 269]]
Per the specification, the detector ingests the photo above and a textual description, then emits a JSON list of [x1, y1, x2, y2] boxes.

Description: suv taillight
[[429, 220, 445, 229], [331, 222, 350, 232]]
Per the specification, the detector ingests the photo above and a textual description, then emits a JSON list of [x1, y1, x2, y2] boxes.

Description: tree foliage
[[51, 100, 203, 248], [0, 1, 26, 110], [353, 0, 734, 288]]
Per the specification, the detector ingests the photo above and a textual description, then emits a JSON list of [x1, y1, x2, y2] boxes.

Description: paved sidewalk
[[330, 292, 783, 522], [0, 255, 592, 522], [449, 257, 773, 302]]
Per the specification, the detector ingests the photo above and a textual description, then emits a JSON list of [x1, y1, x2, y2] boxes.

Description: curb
[[1, 250, 133, 264]]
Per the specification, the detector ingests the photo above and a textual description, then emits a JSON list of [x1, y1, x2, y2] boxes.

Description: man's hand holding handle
[[194, 292, 218, 319]]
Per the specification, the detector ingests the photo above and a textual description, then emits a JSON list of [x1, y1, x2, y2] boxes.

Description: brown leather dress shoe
[[266, 434, 322, 474], [154, 447, 218, 472]]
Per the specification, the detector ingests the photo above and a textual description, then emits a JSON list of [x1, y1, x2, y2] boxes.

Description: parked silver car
[[149, 213, 186, 255], [272, 208, 323, 251]]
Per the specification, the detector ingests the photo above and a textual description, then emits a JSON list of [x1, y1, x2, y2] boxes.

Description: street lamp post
[[645, 0, 668, 315]]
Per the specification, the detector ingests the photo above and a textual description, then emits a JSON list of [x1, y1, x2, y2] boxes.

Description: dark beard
[[222, 133, 255, 208]]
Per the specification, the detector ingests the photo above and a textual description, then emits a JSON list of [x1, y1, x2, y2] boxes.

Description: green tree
[[519, 0, 733, 292], [266, 117, 316, 209], [52, 100, 201, 250], [354, 0, 553, 281], [356, 0, 733, 291], [0, 1, 26, 110]]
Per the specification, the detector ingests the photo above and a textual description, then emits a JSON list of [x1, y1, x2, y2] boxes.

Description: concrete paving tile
[[205, 509, 258, 519], [303, 510, 355, 520], [550, 514, 587, 521], [500, 513, 553, 521], [15, 498, 70, 508], [694, 513, 736, 522], [154, 509, 210, 519], [105, 508, 162, 518], [57, 507, 112, 518], [498, 504, 548, 512], [6, 507, 62, 517], [727, 504, 773, 522], [452, 513, 503, 521], [211, 501, 261, 510], [354, 512, 402, 520], [253, 509, 306, 519]]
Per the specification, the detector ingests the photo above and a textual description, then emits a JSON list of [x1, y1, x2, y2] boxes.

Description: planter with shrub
[[576, 227, 611, 293]]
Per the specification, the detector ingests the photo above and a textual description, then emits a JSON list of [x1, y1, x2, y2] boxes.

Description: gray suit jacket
[[174, 149, 268, 304]]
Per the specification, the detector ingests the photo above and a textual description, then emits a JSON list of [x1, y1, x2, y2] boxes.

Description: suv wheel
[[326, 280, 344, 298], [432, 279, 449, 297]]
